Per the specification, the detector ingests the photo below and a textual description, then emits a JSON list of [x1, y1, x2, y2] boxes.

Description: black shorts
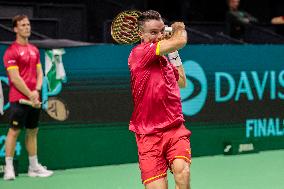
[[9, 102, 41, 129]]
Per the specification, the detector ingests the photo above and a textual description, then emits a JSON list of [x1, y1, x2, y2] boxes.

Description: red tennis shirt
[[3, 41, 41, 102], [128, 42, 185, 134]]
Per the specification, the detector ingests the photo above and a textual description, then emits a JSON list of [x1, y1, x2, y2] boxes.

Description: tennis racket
[[111, 10, 142, 44], [19, 99, 41, 109], [19, 97, 69, 121], [111, 10, 173, 44], [46, 97, 69, 121]]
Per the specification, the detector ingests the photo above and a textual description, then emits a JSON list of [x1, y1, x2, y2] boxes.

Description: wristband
[[168, 51, 182, 67]]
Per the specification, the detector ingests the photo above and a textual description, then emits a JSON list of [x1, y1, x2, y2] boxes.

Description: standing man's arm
[[35, 64, 43, 91], [7, 68, 39, 103]]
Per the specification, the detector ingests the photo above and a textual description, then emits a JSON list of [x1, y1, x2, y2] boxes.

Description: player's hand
[[163, 25, 172, 39], [29, 90, 39, 104], [171, 22, 185, 32], [32, 100, 41, 109]]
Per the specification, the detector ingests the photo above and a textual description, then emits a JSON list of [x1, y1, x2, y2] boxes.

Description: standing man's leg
[[4, 102, 24, 180], [4, 128, 21, 180], [26, 128, 38, 156], [171, 159, 190, 189], [26, 128, 39, 169], [26, 108, 53, 178]]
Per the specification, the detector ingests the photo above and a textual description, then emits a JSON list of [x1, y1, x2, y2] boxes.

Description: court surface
[[1, 149, 283, 189]]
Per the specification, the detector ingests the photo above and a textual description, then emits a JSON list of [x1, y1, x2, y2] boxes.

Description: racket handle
[[165, 26, 172, 33], [19, 99, 41, 109], [19, 99, 33, 106]]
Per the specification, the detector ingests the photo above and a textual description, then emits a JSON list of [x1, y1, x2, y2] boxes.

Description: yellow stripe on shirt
[[7, 66, 19, 71], [155, 42, 160, 55], [36, 63, 41, 67]]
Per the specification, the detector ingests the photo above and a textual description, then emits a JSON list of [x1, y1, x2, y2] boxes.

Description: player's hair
[[138, 10, 162, 30], [12, 15, 28, 28]]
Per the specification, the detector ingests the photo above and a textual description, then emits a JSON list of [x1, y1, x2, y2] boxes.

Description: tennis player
[[3, 15, 53, 180], [128, 10, 191, 189]]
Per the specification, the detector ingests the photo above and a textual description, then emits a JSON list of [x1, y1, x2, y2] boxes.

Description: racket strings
[[111, 11, 141, 44]]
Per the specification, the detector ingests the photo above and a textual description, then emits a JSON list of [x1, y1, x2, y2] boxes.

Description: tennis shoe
[[28, 164, 53, 177], [3, 166, 16, 180]]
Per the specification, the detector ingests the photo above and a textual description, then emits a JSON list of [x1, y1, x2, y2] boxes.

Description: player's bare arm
[[8, 68, 39, 103], [36, 64, 43, 91], [176, 66, 186, 88], [167, 50, 187, 88], [158, 22, 187, 56]]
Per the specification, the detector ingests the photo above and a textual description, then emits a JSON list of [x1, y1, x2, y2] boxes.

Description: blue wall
[[1, 44, 284, 172]]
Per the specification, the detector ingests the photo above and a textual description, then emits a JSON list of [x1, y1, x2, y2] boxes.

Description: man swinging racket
[[127, 10, 192, 189]]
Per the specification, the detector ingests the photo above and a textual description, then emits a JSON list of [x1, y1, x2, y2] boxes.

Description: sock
[[5, 157, 14, 168], [29, 155, 39, 169]]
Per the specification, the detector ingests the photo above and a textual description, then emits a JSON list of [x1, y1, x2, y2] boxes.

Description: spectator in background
[[271, 16, 284, 36], [225, 0, 258, 40], [270, 1, 284, 36], [271, 16, 284, 25]]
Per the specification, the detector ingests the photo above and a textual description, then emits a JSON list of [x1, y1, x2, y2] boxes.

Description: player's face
[[141, 19, 166, 43], [14, 17, 31, 38]]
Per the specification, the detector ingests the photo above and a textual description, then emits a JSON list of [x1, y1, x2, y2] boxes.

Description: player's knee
[[7, 128, 21, 138], [173, 163, 190, 184], [26, 128, 38, 136]]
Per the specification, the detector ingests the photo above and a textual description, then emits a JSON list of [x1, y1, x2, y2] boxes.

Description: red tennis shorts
[[135, 124, 191, 185]]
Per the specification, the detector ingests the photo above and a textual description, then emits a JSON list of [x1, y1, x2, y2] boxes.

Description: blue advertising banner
[[179, 45, 284, 138], [1, 44, 284, 139]]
